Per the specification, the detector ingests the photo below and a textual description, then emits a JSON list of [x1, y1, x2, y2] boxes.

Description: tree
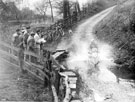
[[48, 0, 54, 22], [0, 0, 36, 23], [0, 0, 17, 22], [54, 0, 80, 19], [63, 0, 71, 19], [21, 7, 35, 20], [53, 0, 63, 15], [6, 2, 21, 21], [35, 0, 54, 22], [35, 0, 48, 21], [0, 0, 8, 22], [74, 0, 81, 14]]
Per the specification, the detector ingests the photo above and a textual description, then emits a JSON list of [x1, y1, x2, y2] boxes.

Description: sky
[[3, 0, 91, 16], [19, 0, 89, 10], [16, 0, 89, 16]]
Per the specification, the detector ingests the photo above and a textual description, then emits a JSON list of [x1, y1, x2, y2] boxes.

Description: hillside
[[99, 0, 117, 7], [94, 0, 135, 78]]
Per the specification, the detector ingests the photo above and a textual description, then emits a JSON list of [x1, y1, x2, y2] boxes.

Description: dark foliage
[[95, 0, 135, 78]]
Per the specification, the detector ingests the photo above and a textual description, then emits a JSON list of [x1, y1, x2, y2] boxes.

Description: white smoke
[[66, 30, 116, 80], [65, 30, 117, 101]]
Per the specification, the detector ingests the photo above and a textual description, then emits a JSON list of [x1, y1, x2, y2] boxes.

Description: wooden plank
[[25, 61, 49, 80], [62, 71, 76, 76], [52, 52, 64, 59], [70, 100, 82, 102], [0, 55, 20, 68], [69, 83, 76, 89], [68, 77, 77, 81], [69, 80, 77, 84], [51, 56, 66, 70], [25, 68, 44, 83], [24, 51, 40, 58], [25, 61, 50, 74], [25, 61, 43, 69], [0, 41, 19, 52], [0, 49, 18, 60], [0, 41, 40, 59]]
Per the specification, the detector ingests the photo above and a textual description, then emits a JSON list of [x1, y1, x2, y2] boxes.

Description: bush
[[129, 3, 135, 33], [94, 0, 135, 75]]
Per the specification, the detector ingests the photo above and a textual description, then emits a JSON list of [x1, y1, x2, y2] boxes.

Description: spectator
[[27, 32, 36, 52], [39, 34, 46, 44], [12, 29, 21, 47], [21, 27, 27, 35], [21, 26, 31, 61], [17, 32, 24, 48], [37, 34, 46, 63], [34, 29, 41, 56], [18, 33, 25, 72], [34, 29, 41, 43], [57, 24, 64, 37], [23, 26, 31, 49]]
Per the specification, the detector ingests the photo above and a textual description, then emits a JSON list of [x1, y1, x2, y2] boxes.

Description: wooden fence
[[0, 41, 79, 102], [0, 41, 62, 84]]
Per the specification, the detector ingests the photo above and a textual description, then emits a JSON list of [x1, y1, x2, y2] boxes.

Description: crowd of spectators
[[12, 23, 73, 53], [10, 23, 73, 72], [12, 26, 46, 54], [11, 24, 73, 65]]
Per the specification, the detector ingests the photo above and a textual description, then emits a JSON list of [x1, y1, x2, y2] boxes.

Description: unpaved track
[[74, 6, 116, 40], [58, 6, 116, 50]]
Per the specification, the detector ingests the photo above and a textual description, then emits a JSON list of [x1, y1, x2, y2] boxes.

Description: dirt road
[[58, 6, 116, 50]]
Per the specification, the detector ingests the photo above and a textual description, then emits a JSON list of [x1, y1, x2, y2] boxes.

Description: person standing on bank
[[12, 29, 21, 47], [27, 32, 36, 52], [12, 29, 21, 56], [34, 29, 41, 55], [17, 32, 25, 72], [22, 26, 31, 50]]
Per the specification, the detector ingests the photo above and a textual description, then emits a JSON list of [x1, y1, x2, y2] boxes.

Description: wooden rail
[[0, 41, 79, 102], [0, 41, 64, 83]]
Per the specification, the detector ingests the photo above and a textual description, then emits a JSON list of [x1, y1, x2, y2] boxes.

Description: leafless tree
[[63, 0, 70, 19], [35, 0, 48, 21], [48, 0, 54, 22], [35, 0, 54, 22], [53, 0, 80, 19]]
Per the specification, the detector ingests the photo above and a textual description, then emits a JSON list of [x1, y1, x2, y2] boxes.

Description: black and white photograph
[[0, 0, 135, 102]]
